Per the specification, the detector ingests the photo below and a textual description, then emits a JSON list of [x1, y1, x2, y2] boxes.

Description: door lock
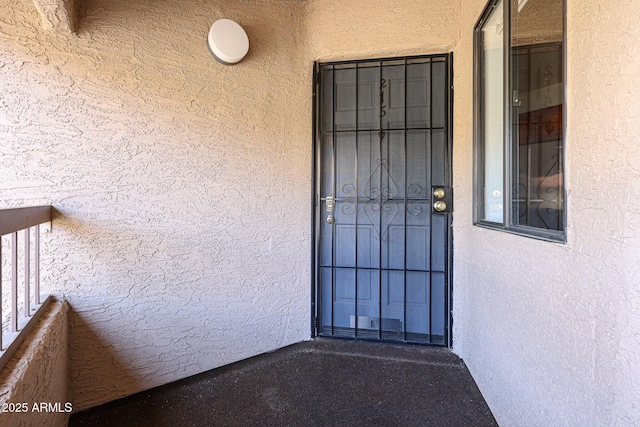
[[326, 215, 334, 224], [431, 186, 453, 212], [326, 196, 335, 212], [433, 201, 447, 212]]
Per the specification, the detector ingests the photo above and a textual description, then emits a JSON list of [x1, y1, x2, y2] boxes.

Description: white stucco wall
[[1, 0, 311, 410], [2, 0, 639, 423], [453, 1, 640, 426]]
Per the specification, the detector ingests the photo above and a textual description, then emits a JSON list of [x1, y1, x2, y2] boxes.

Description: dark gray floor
[[69, 338, 497, 427]]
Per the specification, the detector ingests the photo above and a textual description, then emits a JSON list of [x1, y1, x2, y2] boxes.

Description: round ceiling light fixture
[[206, 19, 249, 65]]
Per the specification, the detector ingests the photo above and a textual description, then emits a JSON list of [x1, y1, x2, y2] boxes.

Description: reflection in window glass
[[511, 0, 564, 231], [474, 0, 565, 240]]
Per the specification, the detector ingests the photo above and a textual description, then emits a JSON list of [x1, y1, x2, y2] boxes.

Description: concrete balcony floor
[[69, 338, 497, 426]]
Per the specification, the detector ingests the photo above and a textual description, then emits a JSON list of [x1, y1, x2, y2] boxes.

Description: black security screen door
[[313, 54, 453, 346]]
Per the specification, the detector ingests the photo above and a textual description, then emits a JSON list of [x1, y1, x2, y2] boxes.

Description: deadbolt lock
[[433, 201, 447, 212], [326, 215, 334, 224], [431, 186, 453, 212]]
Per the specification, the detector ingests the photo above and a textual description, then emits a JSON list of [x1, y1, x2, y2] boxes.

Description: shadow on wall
[[69, 310, 144, 412], [74, 0, 281, 68]]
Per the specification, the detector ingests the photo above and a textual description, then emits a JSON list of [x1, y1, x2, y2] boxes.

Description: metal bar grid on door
[[314, 53, 453, 346]]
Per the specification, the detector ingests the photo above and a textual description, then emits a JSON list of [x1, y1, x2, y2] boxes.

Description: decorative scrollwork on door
[[363, 158, 399, 241]]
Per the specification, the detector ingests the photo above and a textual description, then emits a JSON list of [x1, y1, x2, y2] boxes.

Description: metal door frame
[[311, 53, 454, 347]]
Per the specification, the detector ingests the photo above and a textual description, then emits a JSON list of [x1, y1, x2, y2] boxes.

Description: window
[[474, 0, 565, 241]]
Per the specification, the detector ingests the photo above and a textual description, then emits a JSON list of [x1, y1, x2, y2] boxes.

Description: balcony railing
[[0, 206, 53, 372]]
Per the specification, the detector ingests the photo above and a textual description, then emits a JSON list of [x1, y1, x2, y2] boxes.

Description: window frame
[[473, 0, 567, 243]]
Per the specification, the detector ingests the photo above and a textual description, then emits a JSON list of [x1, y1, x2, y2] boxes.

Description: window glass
[[479, 0, 505, 223], [511, 0, 564, 231], [474, 0, 565, 240]]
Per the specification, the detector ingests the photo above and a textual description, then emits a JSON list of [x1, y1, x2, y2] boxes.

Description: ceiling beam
[[31, 0, 77, 33]]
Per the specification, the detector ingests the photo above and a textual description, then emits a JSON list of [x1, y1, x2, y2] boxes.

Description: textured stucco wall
[[1, 0, 311, 410], [31, 0, 77, 32], [452, 0, 640, 426], [307, 0, 461, 61], [0, 301, 70, 427], [2, 0, 639, 423]]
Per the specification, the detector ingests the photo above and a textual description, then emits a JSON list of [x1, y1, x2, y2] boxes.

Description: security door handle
[[432, 187, 453, 213]]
